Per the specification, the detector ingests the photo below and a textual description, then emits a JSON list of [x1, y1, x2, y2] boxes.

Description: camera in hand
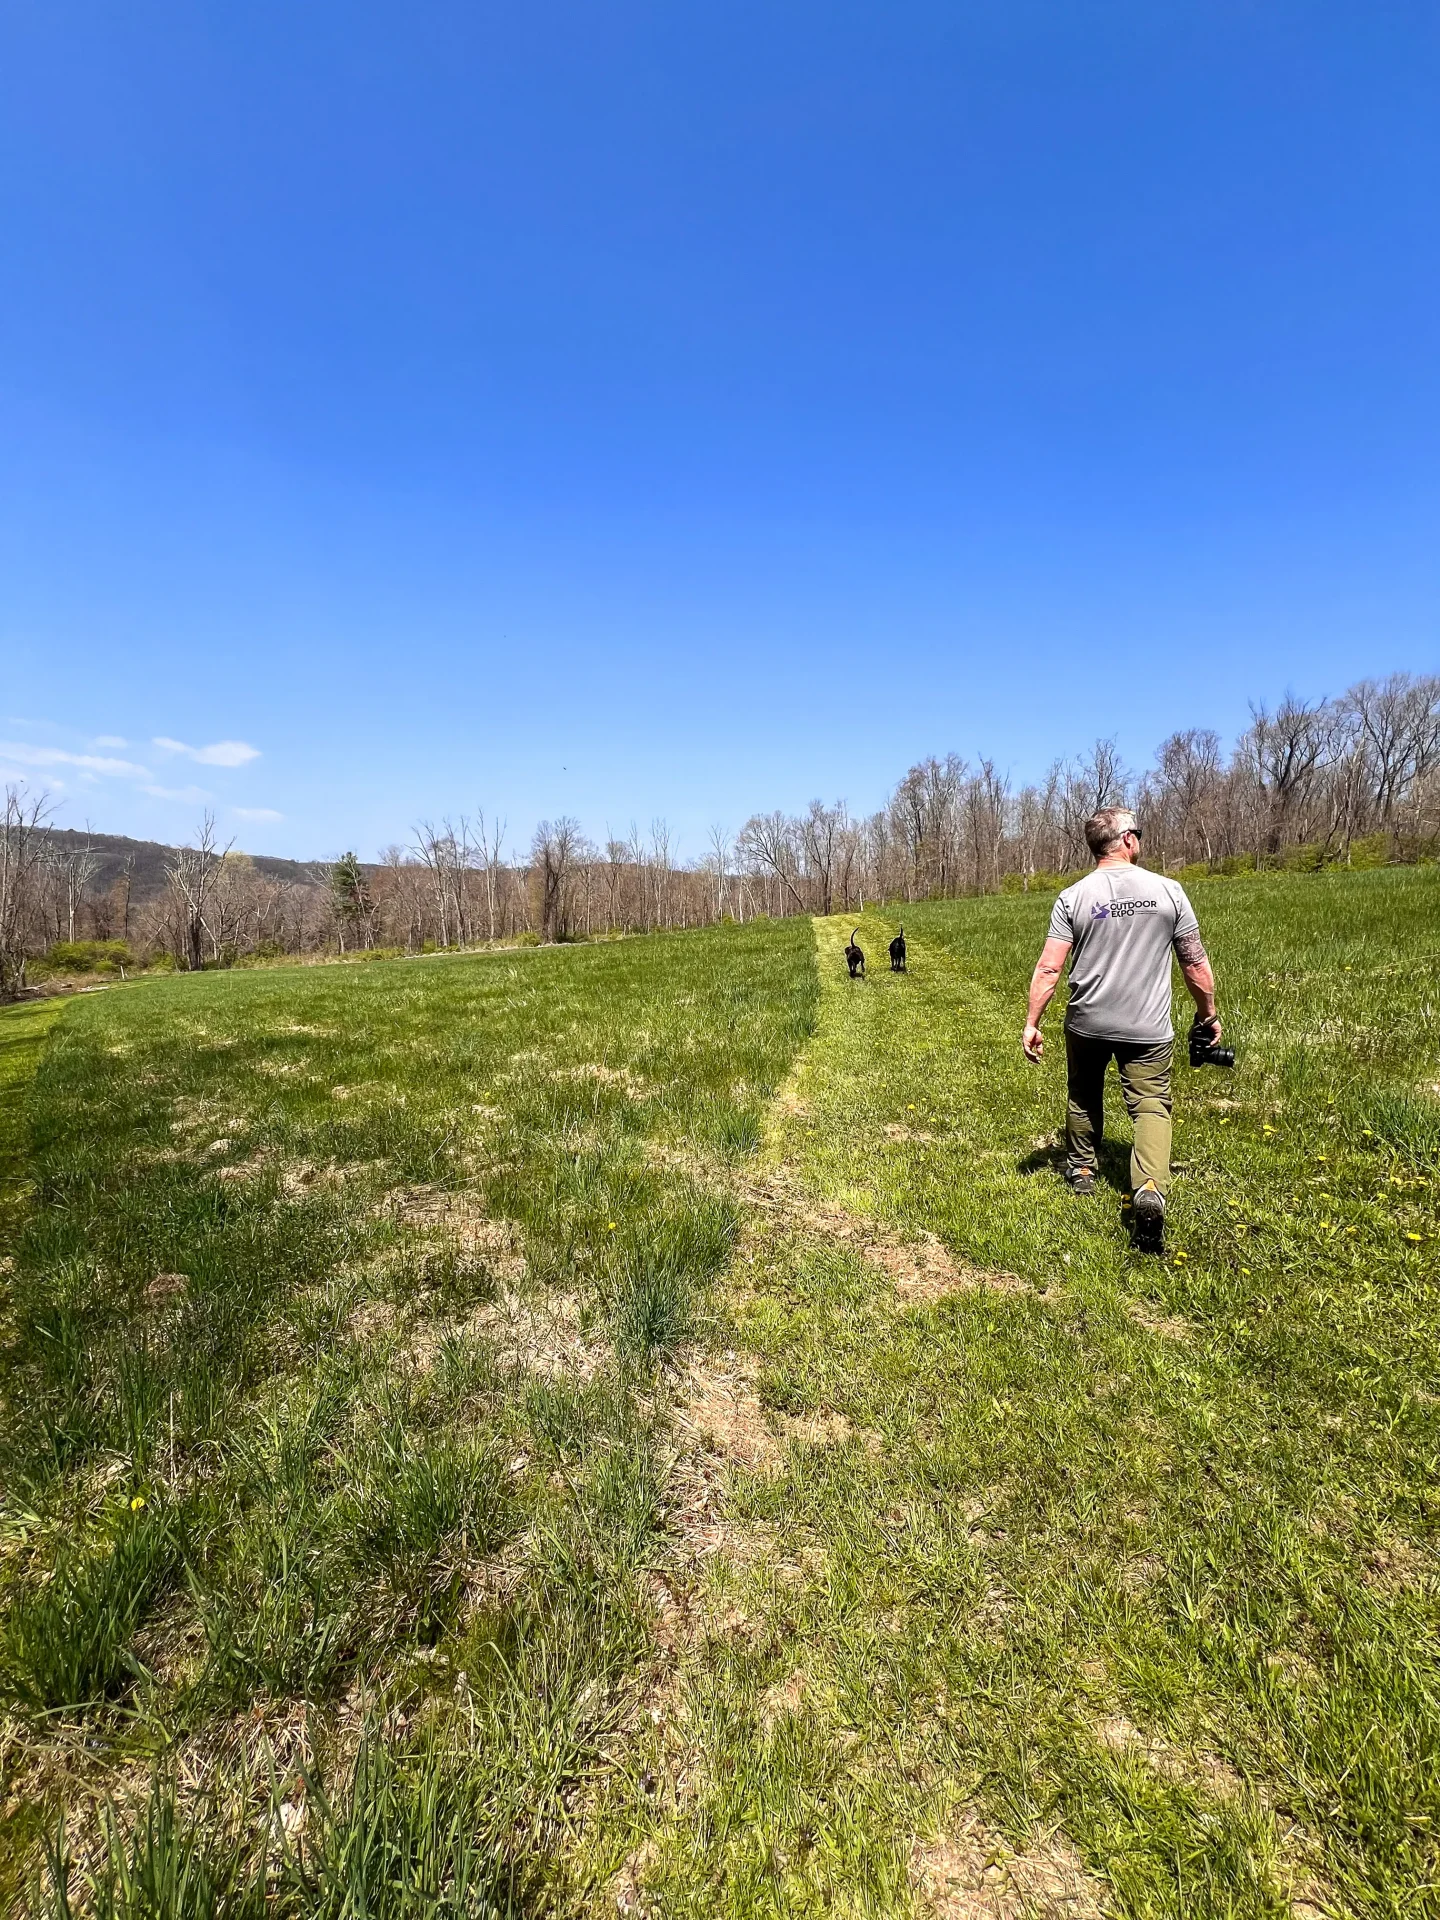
[[1188, 1015, 1235, 1070]]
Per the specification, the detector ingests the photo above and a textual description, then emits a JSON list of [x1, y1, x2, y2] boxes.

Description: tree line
[[2, 670, 1436, 995]]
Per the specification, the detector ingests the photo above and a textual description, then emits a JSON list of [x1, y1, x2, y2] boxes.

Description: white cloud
[[142, 783, 212, 804], [233, 806, 283, 823], [0, 741, 149, 778], [93, 734, 128, 748], [154, 736, 260, 767]]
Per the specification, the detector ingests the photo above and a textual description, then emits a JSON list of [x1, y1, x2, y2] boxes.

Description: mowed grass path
[[0, 925, 817, 1915], [611, 869, 1439, 1918]]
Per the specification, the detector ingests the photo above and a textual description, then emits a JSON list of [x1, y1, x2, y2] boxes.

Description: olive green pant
[[1064, 1033, 1174, 1196]]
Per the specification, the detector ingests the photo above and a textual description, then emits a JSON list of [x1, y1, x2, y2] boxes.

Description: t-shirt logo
[[1091, 898, 1157, 921]]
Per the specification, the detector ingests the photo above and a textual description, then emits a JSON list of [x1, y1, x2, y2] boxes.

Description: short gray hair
[[1084, 807, 1137, 858]]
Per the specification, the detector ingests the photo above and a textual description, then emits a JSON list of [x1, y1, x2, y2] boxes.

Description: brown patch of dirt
[[349, 1299, 397, 1341], [746, 1167, 1026, 1303], [1364, 1537, 1434, 1596], [383, 1186, 527, 1281], [761, 1667, 811, 1724], [216, 1154, 269, 1184], [470, 1288, 607, 1380], [146, 1271, 189, 1304], [1119, 1553, 1164, 1593], [911, 1815, 1107, 1917], [649, 1144, 1025, 1307], [612, 1841, 659, 1916], [884, 1122, 936, 1143], [1125, 1299, 1192, 1340], [554, 1062, 649, 1096], [671, 1353, 868, 1480], [1094, 1715, 1247, 1802], [870, 1232, 1026, 1305], [672, 1354, 785, 1472]]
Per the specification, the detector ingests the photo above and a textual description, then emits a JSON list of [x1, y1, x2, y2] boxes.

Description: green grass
[[3, 870, 1438, 1916], [606, 868, 1440, 1917], [0, 1000, 68, 1243], [0, 923, 817, 1914]]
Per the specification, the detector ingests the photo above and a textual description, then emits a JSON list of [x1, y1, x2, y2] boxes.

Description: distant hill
[[36, 828, 324, 911]]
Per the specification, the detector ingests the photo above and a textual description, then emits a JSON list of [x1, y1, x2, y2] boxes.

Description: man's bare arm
[[1174, 930, 1219, 1027], [1022, 936, 1072, 1059]]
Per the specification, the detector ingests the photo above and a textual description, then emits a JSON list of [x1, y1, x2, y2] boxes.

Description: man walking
[[1021, 807, 1220, 1252]]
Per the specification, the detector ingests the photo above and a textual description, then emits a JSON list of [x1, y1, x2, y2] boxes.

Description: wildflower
[[607, 1221, 618, 1231], [1240, 1267, 1251, 1275], [1405, 1232, 1422, 1244], [130, 1495, 146, 1512], [1262, 1124, 1276, 1135]]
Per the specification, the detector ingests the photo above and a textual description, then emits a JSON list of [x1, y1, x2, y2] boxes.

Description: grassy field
[[2, 869, 1438, 1917]]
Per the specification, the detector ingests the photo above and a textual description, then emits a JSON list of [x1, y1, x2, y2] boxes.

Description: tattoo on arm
[[1174, 932, 1208, 968]]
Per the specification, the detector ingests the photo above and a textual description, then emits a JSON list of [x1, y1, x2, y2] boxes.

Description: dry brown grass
[[910, 1814, 1108, 1918]]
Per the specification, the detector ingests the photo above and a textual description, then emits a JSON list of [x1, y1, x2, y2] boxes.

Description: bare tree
[[0, 786, 54, 999], [1144, 729, 1225, 867], [1345, 674, 1440, 828], [165, 813, 233, 972], [650, 819, 674, 928], [737, 811, 808, 914], [46, 829, 103, 943], [532, 817, 587, 941], [1243, 695, 1329, 856], [705, 825, 731, 922], [475, 810, 507, 941], [799, 800, 846, 915]]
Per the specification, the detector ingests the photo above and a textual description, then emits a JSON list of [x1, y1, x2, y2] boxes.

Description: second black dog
[[844, 929, 865, 978], [889, 927, 906, 972]]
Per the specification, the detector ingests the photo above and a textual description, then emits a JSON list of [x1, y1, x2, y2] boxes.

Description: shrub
[[34, 940, 135, 978]]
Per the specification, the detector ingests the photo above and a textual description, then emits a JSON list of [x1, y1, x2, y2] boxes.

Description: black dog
[[844, 929, 865, 978], [889, 927, 906, 972]]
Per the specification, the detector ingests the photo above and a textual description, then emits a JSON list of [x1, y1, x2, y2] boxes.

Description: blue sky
[[3, 2, 1437, 860]]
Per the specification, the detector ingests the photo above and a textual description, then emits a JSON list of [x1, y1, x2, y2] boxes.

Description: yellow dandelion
[[607, 1221, 618, 1231], [1405, 1232, 1422, 1243], [130, 1495, 146, 1512]]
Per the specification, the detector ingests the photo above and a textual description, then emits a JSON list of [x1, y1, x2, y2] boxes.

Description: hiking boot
[[1065, 1165, 1097, 1197], [1131, 1181, 1165, 1254]]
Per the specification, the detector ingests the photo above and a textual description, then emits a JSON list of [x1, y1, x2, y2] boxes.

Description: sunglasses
[[1125, 825, 1144, 841]]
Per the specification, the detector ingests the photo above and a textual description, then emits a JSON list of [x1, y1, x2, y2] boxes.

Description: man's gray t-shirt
[[1047, 866, 1199, 1044]]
